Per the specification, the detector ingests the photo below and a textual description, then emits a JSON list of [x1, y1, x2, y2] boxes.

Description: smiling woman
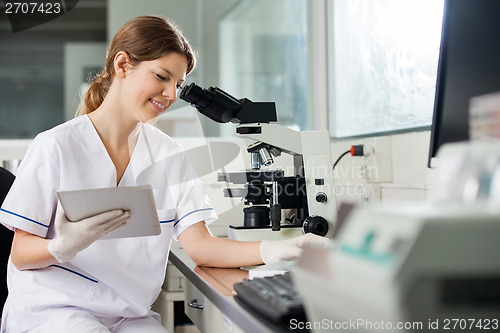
[[77, 15, 195, 117], [0, 14, 329, 332], [103, 51, 188, 123], [0, 15, 212, 332]]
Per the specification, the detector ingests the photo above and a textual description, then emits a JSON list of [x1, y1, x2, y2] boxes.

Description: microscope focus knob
[[303, 215, 329, 237], [315, 192, 327, 203]]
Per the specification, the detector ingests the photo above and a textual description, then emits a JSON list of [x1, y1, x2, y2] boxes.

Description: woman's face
[[122, 52, 188, 123]]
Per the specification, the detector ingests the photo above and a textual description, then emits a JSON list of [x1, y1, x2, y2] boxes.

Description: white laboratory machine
[[293, 202, 500, 332]]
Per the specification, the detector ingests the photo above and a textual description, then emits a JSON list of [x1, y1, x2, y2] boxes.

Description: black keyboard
[[233, 272, 307, 324]]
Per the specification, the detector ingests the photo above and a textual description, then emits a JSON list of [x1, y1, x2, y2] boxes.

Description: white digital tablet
[[57, 185, 161, 239]]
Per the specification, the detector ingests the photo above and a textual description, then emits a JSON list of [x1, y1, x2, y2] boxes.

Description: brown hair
[[77, 15, 196, 116]]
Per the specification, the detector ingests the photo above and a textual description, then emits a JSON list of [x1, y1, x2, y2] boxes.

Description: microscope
[[180, 83, 337, 240]]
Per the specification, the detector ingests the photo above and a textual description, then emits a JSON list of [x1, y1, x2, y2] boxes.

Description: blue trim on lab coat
[[174, 208, 214, 226], [0, 208, 49, 228], [51, 265, 99, 283]]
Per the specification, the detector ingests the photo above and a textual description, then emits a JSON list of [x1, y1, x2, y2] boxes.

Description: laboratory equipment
[[179, 137, 250, 237], [469, 91, 500, 141], [293, 202, 500, 333], [180, 83, 337, 240], [233, 271, 306, 324], [429, 141, 500, 203]]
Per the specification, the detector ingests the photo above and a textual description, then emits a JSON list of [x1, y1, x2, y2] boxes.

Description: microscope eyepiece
[[179, 82, 205, 105], [180, 83, 241, 123], [179, 82, 277, 124]]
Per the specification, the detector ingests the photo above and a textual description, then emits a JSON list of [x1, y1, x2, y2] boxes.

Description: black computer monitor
[[428, 0, 500, 167]]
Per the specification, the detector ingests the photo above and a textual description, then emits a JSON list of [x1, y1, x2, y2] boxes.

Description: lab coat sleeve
[[171, 151, 218, 240], [0, 134, 60, 237]]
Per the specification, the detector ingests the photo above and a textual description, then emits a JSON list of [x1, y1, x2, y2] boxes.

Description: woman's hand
[[48, 205, 130, 263], [260, 233, 331, 264]]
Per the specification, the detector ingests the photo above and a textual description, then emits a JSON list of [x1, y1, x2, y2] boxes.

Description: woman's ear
[[113, 51, 131, 78]]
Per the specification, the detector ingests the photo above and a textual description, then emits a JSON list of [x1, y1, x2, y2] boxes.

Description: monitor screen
[[428, 0, 500, 166]]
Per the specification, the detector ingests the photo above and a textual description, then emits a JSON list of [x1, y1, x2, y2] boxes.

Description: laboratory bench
[[158, 243, 299, 333]]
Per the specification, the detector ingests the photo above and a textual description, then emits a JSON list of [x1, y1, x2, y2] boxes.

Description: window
[[328, 0, 444, 138], [219, 0, 308, 133]]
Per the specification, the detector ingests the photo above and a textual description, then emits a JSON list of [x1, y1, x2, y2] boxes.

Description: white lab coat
[[0, 115, 217, 331]]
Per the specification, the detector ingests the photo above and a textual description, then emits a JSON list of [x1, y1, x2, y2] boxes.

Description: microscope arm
[[236, 123, 302, 155]]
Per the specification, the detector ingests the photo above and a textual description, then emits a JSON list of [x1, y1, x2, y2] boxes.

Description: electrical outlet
[[362, 137, 393, 183]]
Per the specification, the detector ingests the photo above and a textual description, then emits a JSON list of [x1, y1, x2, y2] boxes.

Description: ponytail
[[76, 70, 112, 116]]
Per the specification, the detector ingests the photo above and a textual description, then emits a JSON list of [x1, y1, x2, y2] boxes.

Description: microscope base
[[227, 225, 304, 241]]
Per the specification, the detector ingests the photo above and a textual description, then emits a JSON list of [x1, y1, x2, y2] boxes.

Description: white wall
[[331, 130, 432, 206]]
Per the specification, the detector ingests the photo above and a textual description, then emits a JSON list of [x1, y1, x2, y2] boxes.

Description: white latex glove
[[260, 233, 330, 265], [48, 205, 130, 263]]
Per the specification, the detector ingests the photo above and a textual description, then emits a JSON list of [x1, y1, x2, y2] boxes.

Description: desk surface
[[169, 245, 295, 333]]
